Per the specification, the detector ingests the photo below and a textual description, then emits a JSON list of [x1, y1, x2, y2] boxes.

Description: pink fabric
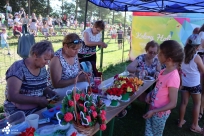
[[150, 69, 180, 115]]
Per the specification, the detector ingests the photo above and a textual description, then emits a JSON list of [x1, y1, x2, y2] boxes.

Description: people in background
[[18, 7, 26, 19], [21, 14, 29, 34], [49, 33, 88, 99], [117, 27, 123, 49], [4, 0, 12, 19], [29, 18, 37, 36], [7, 14, 14, 30], [4, 41, 55, 116], [143, 40, 184, 136], [13, 22, 22, 37], [110, 27, 117, 43], [178, 34, 204, 134], [1, 28, 11, 55]]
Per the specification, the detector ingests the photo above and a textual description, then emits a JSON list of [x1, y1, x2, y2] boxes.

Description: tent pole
[[84, 0, 88, 30], [100, 30, 104, 71], [122, 6, 127, 62]]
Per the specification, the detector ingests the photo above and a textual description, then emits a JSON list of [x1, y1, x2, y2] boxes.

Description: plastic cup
[[94, 77, 102, 88], [26, 114, 39, 129]]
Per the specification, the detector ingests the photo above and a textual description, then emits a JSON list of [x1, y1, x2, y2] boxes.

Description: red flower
[[100, 124, 106, 131], [79, 103, 84, 107], [84, 107, 87, 112], [74, 93, 80, 101], [92, 111, 97, 118], [90, 106, 96, 111], [81, 93, 85, 98], [71, 132, 77, 136], [101, 114, 106, 121], [68, 100, 74, 107], [101, 110, 106, 115], [86, 116, 91, 122], [64, 112, 73, 122]]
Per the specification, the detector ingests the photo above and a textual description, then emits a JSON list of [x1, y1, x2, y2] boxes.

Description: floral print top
[[136, 54, 160, 77], [47, 48, 80, 88]]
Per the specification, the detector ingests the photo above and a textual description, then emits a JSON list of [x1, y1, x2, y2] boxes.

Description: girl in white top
[[178, 34, 204, 134], [78, 20, 107, 65]]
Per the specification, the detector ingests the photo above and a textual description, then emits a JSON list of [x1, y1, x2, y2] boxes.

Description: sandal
[[198, 113, 203, 121], [177, 119, 186, 128], [190, 127, 203, 134]]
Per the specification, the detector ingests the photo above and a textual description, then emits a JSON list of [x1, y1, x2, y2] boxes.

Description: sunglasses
[[148, 51, 157, 55], [67, 39, 83, 44]]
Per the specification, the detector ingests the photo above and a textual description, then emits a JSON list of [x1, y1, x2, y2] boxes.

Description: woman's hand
[[78, 73, 89, 82], [38, 97, 49, 108], [143, 110, 155, 119], [154, 71, 160, 79], [43, 88, 56, 98]]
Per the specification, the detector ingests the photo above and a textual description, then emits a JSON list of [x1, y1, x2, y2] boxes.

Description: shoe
[[190, 127, 203, 134], [177, 119, 186, 128], [117, 110, 127, 118], [7, 53, 10, 55]]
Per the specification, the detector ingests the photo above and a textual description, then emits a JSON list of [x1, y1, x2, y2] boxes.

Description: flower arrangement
[[113, 75, 143, 94], [57, 88, 107, 132], [106, 87, 123, 100]]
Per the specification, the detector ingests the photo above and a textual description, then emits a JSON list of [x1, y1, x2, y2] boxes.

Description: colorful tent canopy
[[88, 0, 204, 13]]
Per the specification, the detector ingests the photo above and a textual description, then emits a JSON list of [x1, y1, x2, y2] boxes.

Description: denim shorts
[[181, 84, 202, 94]]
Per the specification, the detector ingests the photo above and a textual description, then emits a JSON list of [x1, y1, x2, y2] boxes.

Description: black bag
[[17, 33, 35, 58]]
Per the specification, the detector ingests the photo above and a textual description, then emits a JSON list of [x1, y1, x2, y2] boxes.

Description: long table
[[36, 77, 155, 136]]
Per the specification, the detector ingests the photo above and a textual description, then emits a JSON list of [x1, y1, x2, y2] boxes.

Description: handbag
[[17, 33, 35, 58]]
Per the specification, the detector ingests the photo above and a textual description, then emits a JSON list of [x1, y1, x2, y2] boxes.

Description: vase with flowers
[[113, 75, 144, 101], [106, 87, 123, 106]]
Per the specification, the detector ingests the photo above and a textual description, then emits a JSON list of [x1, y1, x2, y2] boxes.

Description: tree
[[0, 0, 52, 17]]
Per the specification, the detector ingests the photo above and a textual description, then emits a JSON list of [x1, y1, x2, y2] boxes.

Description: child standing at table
[[178, 34, 204, 134], [1, 28, 11, 55], [143, 40, 184, 136]]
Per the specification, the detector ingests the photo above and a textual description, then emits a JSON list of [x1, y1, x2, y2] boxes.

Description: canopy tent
[[88, 0, 204, 13]]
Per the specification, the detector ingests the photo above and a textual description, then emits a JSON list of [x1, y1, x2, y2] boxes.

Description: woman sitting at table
[[49, 33, 89, 99], [127, 40, 161, 78], [127, 40, 161, 101], [4, 41, 56, 116]]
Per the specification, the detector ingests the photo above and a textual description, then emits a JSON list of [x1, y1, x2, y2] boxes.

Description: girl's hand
[[154, 71, 160, 79], [143, 110, 155, 119], [145, 93, 151, 104]]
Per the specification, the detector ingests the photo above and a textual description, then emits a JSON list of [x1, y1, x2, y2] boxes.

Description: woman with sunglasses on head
[[78, 20, 108, 74], [49, 33, 89, 99], [127, 40, 161, 78]]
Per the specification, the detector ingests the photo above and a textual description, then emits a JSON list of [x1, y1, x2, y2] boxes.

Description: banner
[[129, 13, 204, 60]]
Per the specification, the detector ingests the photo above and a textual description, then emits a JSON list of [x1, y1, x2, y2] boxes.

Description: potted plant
[[106, 88, 123, 106]]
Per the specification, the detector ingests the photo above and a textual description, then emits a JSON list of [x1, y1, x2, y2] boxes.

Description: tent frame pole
[[84, 0, 88, 30], [122, 6, 127, 62]]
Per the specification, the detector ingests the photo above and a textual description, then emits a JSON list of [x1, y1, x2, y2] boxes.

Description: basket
[[72, 71, 95, 135]]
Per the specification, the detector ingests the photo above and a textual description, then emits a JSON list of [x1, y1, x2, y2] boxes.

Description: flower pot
[[110, 100, 118, 106], [122, 93, 130, 100]]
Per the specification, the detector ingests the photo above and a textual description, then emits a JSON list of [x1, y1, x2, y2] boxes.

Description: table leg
[[108, 117, 115, 136]]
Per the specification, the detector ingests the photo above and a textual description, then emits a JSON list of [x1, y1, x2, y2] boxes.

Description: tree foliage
[[0, 0, 51, 17]]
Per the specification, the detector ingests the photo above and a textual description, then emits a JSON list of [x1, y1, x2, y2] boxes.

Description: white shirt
[[181, 54, 200, 87], [8, 18, 14, 25]]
